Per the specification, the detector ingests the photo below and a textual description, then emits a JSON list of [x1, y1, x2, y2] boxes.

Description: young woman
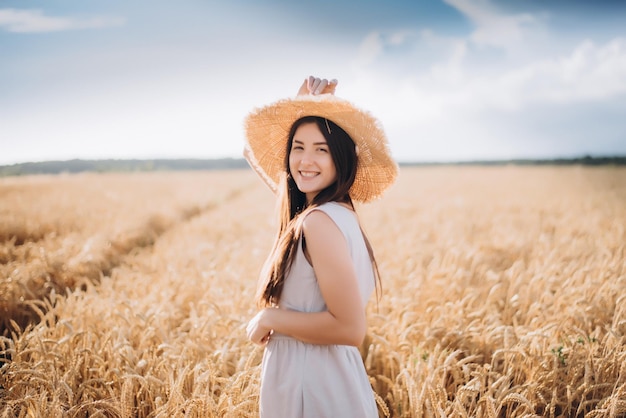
[[244, 76, 397, 417]]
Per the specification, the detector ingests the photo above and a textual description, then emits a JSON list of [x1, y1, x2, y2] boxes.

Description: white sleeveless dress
[[259, 202, 378, 418]]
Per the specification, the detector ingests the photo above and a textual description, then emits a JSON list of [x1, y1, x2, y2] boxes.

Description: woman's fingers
[[246, 311, 272, 345], [296, 78, 310, 96], [325, 78, 338, 94], [309, 76, 338, 94], [308, 76, 328, 94], [297, 76, 338, 96]]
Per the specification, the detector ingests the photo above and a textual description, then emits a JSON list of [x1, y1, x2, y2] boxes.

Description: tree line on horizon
[[0, 155, 625, 177]]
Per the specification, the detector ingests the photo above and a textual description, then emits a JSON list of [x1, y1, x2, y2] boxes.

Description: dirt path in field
[[79, 186, 251, 277], [0, 172, 258, 337]]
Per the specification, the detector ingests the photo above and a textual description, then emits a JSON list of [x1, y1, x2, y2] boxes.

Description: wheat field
[[0, 166, 624, 417]]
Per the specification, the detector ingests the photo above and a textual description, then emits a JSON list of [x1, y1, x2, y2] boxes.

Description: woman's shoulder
[[315, 201, 355, 216], [300, 207, 343, 245], [303, 202, 358, 234]]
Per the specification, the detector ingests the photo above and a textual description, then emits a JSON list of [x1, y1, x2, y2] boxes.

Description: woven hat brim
[[244, 94, 397, 203]]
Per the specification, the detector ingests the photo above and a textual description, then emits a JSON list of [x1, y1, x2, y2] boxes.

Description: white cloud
[[345, 0, 626, 161], [0, 8, 124, 33], [354, 33, 626, 113], [388, 30, 414, 46], [441, 37, 626, 111], [356, 31, 384, 66], [443, 0, 545, 52], [350, 2, 626, 114]]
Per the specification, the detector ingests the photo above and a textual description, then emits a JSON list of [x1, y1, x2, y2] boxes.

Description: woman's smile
[[289, 123, 337, 202]]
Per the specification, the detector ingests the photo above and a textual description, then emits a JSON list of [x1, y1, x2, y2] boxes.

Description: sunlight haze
[[1, 0, 625, 165]]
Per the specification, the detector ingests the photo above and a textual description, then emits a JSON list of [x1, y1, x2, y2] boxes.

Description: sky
[[1, 0, 625, 165]]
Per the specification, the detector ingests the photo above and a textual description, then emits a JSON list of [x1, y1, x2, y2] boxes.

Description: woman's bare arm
[[250, 210, 366, 346]]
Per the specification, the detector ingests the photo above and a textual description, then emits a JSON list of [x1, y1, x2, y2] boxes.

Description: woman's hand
[[246, 309, 274, 346], [297, 76, 338, 96]]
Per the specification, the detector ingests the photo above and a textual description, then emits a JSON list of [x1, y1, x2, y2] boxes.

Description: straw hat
[[244, 94, 398, 203]]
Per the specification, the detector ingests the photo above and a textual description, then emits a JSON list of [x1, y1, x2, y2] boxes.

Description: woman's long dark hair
[[256, 116, 381, 307]]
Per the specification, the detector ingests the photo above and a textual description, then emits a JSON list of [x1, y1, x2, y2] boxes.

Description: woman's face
[[289, 122, 337, 204]]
